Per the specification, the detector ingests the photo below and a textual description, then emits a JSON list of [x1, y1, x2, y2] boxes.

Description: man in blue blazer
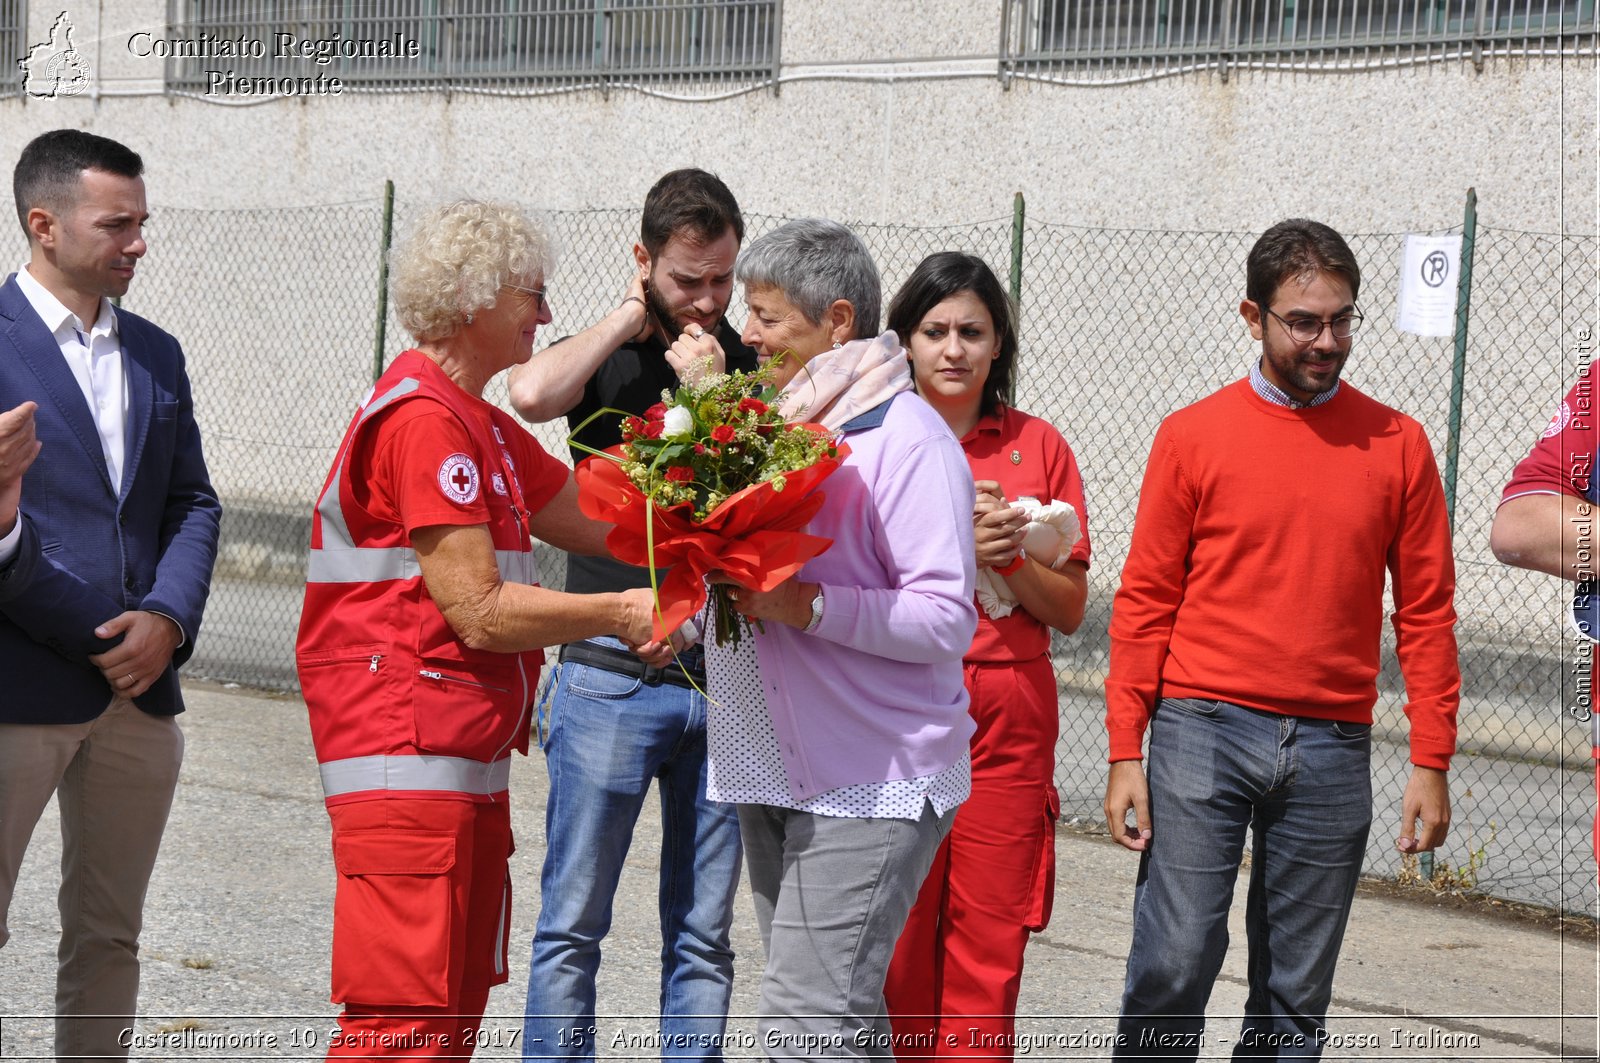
[[0, 130, 220, 1059]]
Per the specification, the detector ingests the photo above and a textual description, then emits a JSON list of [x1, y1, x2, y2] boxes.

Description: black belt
[[557, 641, 703, 689]]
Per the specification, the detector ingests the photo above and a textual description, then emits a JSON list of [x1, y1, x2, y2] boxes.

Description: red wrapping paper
[[575, 434, 849, 641]]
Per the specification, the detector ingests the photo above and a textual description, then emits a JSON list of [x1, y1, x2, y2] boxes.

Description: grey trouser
[[738, 801, 956, 1061]]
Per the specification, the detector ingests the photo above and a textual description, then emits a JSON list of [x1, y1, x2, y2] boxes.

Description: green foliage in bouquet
[[570, 358, 841, 649], [609, 364, 837, 521]]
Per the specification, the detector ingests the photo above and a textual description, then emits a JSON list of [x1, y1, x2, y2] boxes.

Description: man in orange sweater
[[1103, 218, 1459, 1060]]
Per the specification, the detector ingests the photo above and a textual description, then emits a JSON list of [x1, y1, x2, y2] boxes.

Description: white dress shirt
[[0, 267, 128, 563]]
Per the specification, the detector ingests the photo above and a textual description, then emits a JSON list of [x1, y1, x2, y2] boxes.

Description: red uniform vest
[[297, 352, 543, 805]]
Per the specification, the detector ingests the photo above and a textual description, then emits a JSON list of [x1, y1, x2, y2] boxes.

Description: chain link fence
[[117, 196, 1596, 914]]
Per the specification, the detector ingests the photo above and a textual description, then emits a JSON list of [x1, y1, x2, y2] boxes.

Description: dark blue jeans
[[1114, 698, 1373, 1061], [524, 639, 742, 1062]]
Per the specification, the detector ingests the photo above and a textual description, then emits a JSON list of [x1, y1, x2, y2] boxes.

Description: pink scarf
[[776, 332, 912, 431]]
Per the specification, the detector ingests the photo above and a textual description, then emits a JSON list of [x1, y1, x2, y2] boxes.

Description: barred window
[[1006, 0, 1597, 79], [162, 0, 779, 94], [0, 0, 25, 97]]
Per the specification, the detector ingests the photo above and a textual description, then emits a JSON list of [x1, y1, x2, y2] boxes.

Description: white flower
[[662, 405, 694, 438]]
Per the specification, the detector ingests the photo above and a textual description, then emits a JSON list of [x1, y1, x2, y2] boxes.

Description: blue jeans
[[524, 639, 742, 1062], [1114, 698, 1373, 1061]]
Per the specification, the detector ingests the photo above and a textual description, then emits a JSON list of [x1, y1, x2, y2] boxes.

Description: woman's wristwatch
[[803, 586, 825, 633]]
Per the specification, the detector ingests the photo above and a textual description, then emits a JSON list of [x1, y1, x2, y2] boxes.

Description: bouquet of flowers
[[574, 366, 847, 647]]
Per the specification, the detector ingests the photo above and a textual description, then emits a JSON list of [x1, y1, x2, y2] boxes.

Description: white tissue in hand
[[1014, 496, 1081, 569], [975, 497, 1081, 621]]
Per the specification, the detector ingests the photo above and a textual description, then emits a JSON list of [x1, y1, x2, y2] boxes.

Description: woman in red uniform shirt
[[882, 252, 1091, 1061], [298, 200, 661, 1060]]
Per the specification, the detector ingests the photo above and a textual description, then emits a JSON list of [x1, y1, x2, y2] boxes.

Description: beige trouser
[[0, 696, 184, 1061]]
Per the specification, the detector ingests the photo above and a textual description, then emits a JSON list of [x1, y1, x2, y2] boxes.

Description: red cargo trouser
[[885, 655, 1060, 1062], [324, 796, 513, 1061]]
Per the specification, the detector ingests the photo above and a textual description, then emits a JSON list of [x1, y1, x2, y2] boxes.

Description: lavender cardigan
[[744, 390, 978, 801]]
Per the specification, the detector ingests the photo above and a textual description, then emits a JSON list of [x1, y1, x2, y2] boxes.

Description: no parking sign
[[1396, 233, 1463, 336]]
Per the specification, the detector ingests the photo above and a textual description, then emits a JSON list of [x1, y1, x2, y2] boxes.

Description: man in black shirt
[[509, 169, 755, 1062]]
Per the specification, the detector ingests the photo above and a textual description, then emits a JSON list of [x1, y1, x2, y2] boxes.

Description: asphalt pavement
[[0, 681, 1595, 1061]]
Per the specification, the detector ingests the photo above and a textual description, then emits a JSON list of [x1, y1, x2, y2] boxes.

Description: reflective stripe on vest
[[316, 376, 421, 550], [319, 754, 512, 799], [308, 546, 535, 585], [307, 372, 535, 586]]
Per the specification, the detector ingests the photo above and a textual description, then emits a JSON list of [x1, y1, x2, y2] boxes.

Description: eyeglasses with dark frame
[[501, 282, 548, 311], [1260, 305, 1364, 344]]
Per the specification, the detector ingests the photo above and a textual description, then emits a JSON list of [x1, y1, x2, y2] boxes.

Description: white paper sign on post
[[1396, 234, 1463, 337]]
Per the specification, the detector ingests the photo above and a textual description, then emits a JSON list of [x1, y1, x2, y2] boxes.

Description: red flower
[[738, 397, 768, 414], [664, 466, 694, 483], [573, 432, 848, 644], [622, 416, 647, 438], [645, 402, 668, 422], [643, 421, 664, 439], [694, 443, 707, 455], [711, 424, 737, 443]]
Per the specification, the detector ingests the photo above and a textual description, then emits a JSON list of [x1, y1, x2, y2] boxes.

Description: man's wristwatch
[[803, 586, 825, 633]]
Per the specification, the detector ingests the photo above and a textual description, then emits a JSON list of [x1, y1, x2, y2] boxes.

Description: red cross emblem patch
[[1542, 399, 1573, 440], [438, 453, 481, 505]]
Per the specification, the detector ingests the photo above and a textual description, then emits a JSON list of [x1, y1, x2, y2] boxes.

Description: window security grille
[[162, 0, 779, 95], [0, 0, 26, 97], [1002, 0, 1597, 81]]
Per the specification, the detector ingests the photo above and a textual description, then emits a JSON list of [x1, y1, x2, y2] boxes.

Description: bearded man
[[508, 169, 755, 1063]]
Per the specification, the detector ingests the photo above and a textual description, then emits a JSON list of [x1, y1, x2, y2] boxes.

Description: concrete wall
[[2, 2, 1594, 712], [1, 1, 1590, 231]]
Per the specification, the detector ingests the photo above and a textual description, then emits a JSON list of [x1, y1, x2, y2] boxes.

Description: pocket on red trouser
[[1023, 785, 1061, 933], [330, 828, 458, 1006]]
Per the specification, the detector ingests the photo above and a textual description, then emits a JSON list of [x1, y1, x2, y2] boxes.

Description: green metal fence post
[[1008, 191, 1026, 307], [1008, 192, 1025, 406], [373, 179, 395, 383], [1442, 187, 1478, 534]]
